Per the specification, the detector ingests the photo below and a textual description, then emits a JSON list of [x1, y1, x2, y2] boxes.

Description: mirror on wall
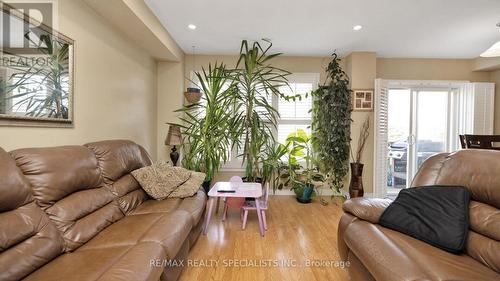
[[0, 2, 74, 127]]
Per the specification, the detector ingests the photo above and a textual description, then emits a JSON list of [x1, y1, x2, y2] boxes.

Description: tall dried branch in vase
[[352, 116, 370, 163]]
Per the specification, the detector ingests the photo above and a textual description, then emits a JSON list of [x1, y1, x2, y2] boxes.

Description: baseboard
[[271, 188, 374, 198]]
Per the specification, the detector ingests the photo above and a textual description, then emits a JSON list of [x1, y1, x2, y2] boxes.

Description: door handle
[[407, 135, 415, 145]]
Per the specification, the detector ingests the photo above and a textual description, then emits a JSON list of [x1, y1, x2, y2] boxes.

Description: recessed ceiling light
[[480, 23, 500, 57], [481, 41, 500, 57], [353, 25, 363, 31], [188, 24, 197, 30]]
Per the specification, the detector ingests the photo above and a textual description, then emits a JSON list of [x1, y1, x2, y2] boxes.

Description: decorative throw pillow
[[168, 171, 206, 198], [131, 161, 191, 200], [379, 186, 470, 254]]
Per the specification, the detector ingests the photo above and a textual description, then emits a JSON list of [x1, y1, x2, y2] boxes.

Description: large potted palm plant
[[230, 39, 294, 182], [171, 63, 236, 192]]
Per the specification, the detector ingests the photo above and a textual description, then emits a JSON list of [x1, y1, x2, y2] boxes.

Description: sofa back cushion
[[412, 150, 500, 272], [11, 146, 123, 252], [0, 148, 64, 280], [412, 150, 500, 208], [85, 140, 152, 214]]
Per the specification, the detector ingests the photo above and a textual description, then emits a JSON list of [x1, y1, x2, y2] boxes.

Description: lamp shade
[[480, 41, 500, 57], [165, 125, 182, 146]]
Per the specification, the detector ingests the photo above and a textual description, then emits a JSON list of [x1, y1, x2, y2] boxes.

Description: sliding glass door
[[375, 79, 494, 198], [386, 89, 450, 195]]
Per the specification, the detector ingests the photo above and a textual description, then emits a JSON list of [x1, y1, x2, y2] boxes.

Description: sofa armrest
[[342, 198, 392, 223]]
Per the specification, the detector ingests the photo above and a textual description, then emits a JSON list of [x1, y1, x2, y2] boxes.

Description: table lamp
[[165, 125, 182, 166]]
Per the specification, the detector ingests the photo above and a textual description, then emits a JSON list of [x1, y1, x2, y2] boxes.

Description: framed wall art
[[353, 90, 373, 111]]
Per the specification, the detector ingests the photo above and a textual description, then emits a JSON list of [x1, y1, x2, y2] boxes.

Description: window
[[276, 74, 318, 144]]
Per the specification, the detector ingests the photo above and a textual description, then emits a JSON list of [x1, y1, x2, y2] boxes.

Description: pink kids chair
[[222, 176, 245, 221], [241, 183, 269, 230]]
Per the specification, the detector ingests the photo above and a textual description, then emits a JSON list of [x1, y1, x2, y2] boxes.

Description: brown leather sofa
[[339, 149, 500, 281], [0, 140, 207, 281]]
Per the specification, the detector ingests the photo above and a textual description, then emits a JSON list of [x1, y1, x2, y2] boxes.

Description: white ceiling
[[145, 0, 500, 58]]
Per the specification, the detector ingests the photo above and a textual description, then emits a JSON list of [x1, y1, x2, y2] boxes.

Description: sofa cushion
[[85, 140, 152, 214], [176, 190, 207, 225], [107, 174, 149, 215], [168, 171, 206, 199], [85, 140, 152, 184], [24, 242, 165, 281], [130, 198, 182, 215], [79, 211, 192, 259], [342, 197, 392, 224], [0, 148, 64, 281], [11, 146, 124, 252], [10, 146, 103, 208], [412, 150, 500, 209], [131, 162, 191, 200], [0, 148, 33, 213], [130, 190, 207, 226], [344, 219, 500, 281], [379, 186, 470, 254]]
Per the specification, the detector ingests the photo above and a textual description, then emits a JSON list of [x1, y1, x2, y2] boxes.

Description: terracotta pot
[[349, 162, 364, 198]]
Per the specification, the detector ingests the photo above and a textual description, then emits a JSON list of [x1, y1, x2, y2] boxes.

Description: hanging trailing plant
[[311, 53, 353, 194]]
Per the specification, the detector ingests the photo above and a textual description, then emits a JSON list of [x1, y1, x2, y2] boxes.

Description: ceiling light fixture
[[480, 23, 500, 57], [188, 24, 197, 30], [480, 41, 500, 57], [353, 25, 363, 31]]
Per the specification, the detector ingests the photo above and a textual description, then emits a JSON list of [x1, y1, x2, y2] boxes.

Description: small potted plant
[[278, 129, 327, 203]]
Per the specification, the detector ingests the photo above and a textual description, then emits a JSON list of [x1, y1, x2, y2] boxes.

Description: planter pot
[[184, 88, 202, 103], [296, 184, 314, 204], [202, 180, 211, 194], [242, 177, 263, 183], [349, 162, 364, 198]]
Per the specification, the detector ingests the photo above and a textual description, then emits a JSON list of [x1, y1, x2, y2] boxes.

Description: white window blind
[[276, 73, 319, 144], [278, 83, 313, 120], [373, 79, 389, 198], [471, 83, 495, 134]]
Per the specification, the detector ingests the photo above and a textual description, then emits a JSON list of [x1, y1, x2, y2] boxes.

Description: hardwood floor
[[179, 196, 350, 281]]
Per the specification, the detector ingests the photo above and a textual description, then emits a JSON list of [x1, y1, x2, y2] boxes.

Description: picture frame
[[0, 2, 75, 127], [352, 90, 373, 111]]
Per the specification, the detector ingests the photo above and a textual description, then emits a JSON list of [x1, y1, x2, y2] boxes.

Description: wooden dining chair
[[459, 135, 466, 149], [463, 135, 500, 151]]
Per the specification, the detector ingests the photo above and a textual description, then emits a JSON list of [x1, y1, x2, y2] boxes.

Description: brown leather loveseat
[[0, 140, 206, 281], [339, 150, 500, 280]]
